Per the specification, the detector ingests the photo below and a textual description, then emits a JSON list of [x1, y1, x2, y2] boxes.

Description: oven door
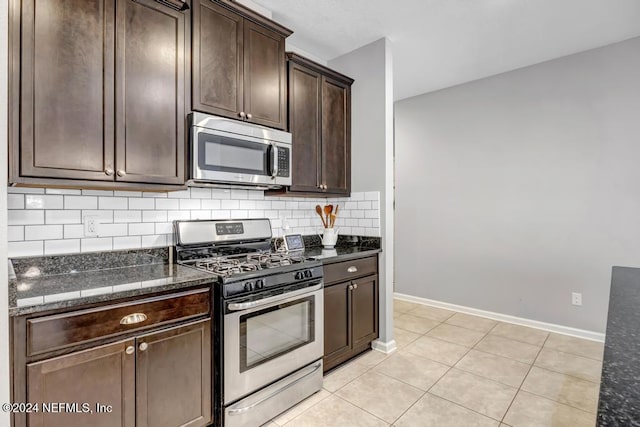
[[223, 282, 323, 404], [191, 127, 291, 187]]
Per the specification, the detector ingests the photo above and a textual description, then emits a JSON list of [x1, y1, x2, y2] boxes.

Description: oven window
[[239, 296, 315, 372], [198, 133, 269, 175]]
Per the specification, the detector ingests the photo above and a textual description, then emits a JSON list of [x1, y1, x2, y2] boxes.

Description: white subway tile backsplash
[[46, 210, 81, 225], [128, 198, 155, 210], [230, 189, 249, 199], [8, 194, 25, 209], [64, 224, 85, 239], [179, 199, 201, 210], [168, 189, 191, 199], [6, 188, 381, 257], [9, 210, 45, 225], [114, 210, 142, 223], [167, 210, 191, 221], [8, 187, 45, 194], [25, 195, 64, 209], [99, 223, 128, 237], [25, 225, 63, 241], [221, 200, 239, 210], [155, 199, 180, 210], [113, 236, 142, 250], [8, 226, 24, 241], [189, 187, 212, 199], [65, 196, 98, 210], [129, 223, 156, 236], [45, 188, 82, 195], [81, 238, 113, 252], [143, 211, 168, 223], [201, 199, 221, 210], [82, 190, 114, 196], [99, 196, 128, 210], [45, 239, 80, 255], [9, 241, 44, 257], [154, 222, 173, 234]]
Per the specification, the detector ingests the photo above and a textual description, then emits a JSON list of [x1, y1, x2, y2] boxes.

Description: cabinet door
[[27, 339, 135, 427], [192, 0, 243, 119], [321, 76, 351, 195], [288, 62, 322, 192], [243, 20, 286, 130], [19, 0, 115, 181], [351, 275, 379, 349], [115, 0, 187, 185], [136, 319, 212, 427], [323, 282, 352, 370]]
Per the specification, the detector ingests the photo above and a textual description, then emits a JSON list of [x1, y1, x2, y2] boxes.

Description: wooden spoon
[[315, 205, 327, 228], [331, 205, 339, 227], [324, 205, 333, 228]]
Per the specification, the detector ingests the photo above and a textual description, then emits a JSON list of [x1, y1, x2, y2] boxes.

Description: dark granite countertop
[[301, 235, 381, 262], [597, 266, 640, 426], [8, 249, 215, 317]]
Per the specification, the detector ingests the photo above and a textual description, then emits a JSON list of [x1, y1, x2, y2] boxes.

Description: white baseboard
[[372, 339, 397, 354], [394, 292, 605, 343]]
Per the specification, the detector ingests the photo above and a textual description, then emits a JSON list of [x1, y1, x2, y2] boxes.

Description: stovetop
[[181, 250, 309, 278], [173, 219, 323, 298]]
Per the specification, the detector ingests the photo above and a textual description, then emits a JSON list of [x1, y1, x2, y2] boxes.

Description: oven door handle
[[227, 282, 322, 311], [227, 361, 322, 416]]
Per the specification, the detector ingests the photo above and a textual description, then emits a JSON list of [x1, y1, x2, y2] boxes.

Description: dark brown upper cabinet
[[269, 53, 353, 197], [192, 0, 291, 130], [9, 0, 189, 191]]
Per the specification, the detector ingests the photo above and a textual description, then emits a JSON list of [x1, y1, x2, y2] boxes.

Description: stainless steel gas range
[[174, 219, 323, 427]]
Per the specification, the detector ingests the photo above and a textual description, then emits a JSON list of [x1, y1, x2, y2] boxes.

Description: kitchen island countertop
[[597, 266, 640, 426]]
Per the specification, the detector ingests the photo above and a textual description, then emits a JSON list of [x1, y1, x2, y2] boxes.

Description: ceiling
[[252, 0, 640, 100]]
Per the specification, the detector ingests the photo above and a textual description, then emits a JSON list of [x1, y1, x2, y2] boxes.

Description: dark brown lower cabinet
[[27, 339, 136, 427], [323, 256, 379, 372], [21, 319, 211, 427], [136, 321, 212, 427]]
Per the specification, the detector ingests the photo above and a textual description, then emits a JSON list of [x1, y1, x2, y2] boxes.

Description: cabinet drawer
[[323, 256, 377, 285], [27, 288, 210, 356]]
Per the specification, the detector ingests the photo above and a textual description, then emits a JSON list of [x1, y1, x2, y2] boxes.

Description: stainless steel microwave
[[188, 112, 292, 189]]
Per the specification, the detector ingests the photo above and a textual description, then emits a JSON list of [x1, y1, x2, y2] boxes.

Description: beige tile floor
[[265, 299, 604, 427]]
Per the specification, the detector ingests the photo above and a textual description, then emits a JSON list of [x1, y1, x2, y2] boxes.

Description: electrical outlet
[[84, 215, 99, 237], [571, 292, 582, 306]]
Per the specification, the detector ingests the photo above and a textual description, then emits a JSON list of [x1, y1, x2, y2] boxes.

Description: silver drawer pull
[[120, 313, 148, 325], [347, 266, 358, 273], [125, 346, 135, 355]]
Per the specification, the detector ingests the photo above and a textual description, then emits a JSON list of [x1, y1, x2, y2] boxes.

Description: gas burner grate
[[190, 251, 308, 277]]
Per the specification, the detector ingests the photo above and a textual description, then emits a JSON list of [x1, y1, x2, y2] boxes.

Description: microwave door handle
[[271, 144, 278, 179]]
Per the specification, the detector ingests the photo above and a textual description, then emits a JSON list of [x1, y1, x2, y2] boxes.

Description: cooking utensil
[[329, 214, 336, 228], [323, 205, 332, 227], [332, 205, 339, 227], [315, 205, 327, 228]]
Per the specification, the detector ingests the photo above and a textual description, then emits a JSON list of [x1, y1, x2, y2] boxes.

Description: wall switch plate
[[84, 215, 99, 237], [571, 292, 582, 306]]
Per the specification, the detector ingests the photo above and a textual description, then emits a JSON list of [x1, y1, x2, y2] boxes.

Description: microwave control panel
[[277, 147, 290, 177]]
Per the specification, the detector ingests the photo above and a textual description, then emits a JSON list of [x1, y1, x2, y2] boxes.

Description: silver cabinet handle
[[246, 113, 253, 120], [139, 342, 148, 352], [117, 170, 126, 177], [353, 283, 358, 290], [347, 266, 358, 273], [120, 313, 147, 325], [348, 284, 354, 290], [239, 111, 246, 119], [105, 168, 114, 176], [125, 346, 135, 355]]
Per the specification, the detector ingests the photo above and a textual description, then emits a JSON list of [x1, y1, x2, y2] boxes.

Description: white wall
[[395, 36, 640, 333], [330, 38, 396, 351], [1, 0, 11, 423]]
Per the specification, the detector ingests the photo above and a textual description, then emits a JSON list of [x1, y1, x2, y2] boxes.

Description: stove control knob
[[244, 282, 254, 292], [304, 270, 312, 278], [294, 272, 304, 280], [255, 279, 264, 290]]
